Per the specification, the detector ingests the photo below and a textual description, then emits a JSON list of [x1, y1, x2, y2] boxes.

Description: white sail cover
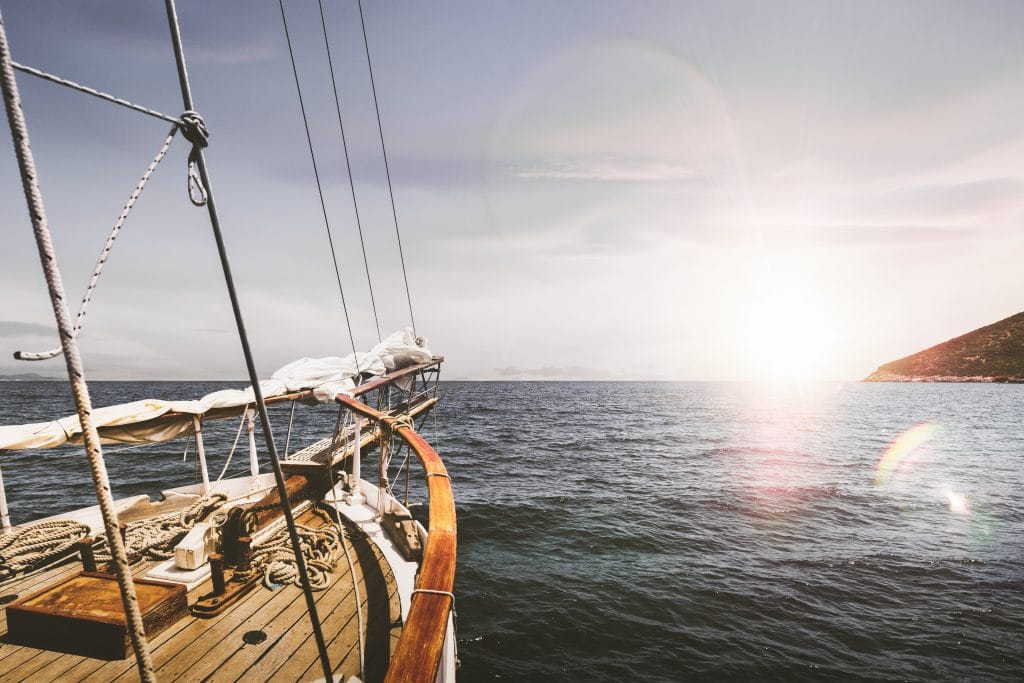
[[0, 329, 433, 451]]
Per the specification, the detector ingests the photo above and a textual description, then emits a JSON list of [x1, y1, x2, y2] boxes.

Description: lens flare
[[875, 421, 938, 486], [942, 487, 969, 515]]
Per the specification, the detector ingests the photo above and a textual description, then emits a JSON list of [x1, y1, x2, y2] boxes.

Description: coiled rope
[[0, 519, 89, 583], [95, 493, 227, 563], [234, 508, 342, 591]]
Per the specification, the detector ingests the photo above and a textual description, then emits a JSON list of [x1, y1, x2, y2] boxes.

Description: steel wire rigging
[[357, 0, 418, 337], [277, 0, 361, 364], [318, 0, 382, 344]]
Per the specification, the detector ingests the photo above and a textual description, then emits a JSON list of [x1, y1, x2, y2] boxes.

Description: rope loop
[[179, 110, 210, 207]]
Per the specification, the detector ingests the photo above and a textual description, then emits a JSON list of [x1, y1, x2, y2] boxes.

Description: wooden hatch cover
[[4, 571, 187, 660]]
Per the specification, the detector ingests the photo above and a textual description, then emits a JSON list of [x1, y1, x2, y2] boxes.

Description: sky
[[1, 0, 1023, 381]]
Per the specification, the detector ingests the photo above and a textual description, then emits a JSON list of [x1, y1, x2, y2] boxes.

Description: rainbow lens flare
[[875, 421, 938, 486]]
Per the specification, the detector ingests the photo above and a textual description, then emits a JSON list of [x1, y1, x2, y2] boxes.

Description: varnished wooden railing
[[335, 393, 456, 683]]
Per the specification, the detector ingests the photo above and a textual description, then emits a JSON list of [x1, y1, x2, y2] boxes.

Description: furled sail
[[0, 329, 432, 451]]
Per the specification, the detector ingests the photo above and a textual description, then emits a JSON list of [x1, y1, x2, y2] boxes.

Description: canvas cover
[[0, 329, 433, 451]]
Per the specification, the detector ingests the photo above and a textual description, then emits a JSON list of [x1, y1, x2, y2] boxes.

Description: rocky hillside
[[864, 311, 1024, 382]]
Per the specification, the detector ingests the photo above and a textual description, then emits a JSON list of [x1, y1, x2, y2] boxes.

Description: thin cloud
[[494, 365, 615, 379], [515, 158, 697, 182]]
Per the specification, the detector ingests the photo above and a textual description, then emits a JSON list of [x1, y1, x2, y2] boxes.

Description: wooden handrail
[[335, 394, 456, 683]]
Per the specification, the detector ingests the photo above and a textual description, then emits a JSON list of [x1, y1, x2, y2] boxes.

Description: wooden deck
[[0, 510, 401, 682]]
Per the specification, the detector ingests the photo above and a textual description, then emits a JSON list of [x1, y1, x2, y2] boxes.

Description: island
[[864, 311, 1024, 382], [0, 372, 62, 381]]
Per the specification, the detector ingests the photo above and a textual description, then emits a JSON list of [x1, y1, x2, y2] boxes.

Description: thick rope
[[234, 509, 341, 591], [318, 0, 382, 343], [357, 0, 418, 336], [94, 494, 227, 563], [15, 126, 178, 361], [0, 519, 89, 582], [0, 11, 156, 679]]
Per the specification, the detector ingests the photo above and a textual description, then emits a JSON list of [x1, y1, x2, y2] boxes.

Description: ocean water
[[1, 381, 1022, 680]]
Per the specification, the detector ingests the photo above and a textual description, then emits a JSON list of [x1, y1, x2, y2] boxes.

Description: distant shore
[[863, 372, 1024, 383]]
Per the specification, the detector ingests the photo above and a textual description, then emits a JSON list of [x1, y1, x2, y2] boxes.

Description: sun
[[735, 285, 839, 381]]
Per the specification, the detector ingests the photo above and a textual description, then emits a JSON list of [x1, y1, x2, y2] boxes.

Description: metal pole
[[246, 408, 259, 476], [193, 416, 210, 493], [0, 466, 11, 530], [0, 9, 156, 681], [352, 419, 362, 484], [162, 2, 332, 679]]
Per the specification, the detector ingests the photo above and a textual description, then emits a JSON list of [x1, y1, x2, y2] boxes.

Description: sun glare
[[736, 285, 839, 381]]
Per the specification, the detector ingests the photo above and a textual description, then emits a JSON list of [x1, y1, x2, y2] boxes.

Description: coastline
[[862, 372, 1024, 383]]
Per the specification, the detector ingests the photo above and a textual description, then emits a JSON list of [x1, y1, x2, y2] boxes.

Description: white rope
[[0, 13, 156, 679], [233, 509, 341, 591], [94, 493, 227, 563], [214, 409, 249, 483], [0, 519, 89, 582], [15, 127, 178, 361]]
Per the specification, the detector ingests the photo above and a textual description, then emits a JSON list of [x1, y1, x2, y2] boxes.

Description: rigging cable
[[318, 0, 382, 344], [163, 1, 333, 679], [356, 0, 418, 337], [277, 0, 360, 363]]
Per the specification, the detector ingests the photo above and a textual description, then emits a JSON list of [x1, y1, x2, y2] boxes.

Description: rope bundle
[[0, 519, 90, 582], [95, 493, 227, 563], [235, 512, 342, 591]]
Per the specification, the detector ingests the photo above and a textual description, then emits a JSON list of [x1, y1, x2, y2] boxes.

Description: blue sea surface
[[1, 380, 1022, 680]]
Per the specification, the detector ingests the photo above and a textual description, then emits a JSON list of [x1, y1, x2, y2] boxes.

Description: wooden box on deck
[[4, 571, 187, 660]]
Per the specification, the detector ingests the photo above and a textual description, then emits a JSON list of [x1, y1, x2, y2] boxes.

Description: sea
[[1, 380, 1022, 681]]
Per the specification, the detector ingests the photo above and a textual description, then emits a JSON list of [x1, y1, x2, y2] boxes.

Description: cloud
[[0, 321, 56, 338], [493, 365, 615, 380], [514, 158, 698, 182]]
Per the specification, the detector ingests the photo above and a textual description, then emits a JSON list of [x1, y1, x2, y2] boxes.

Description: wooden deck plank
[[0, 499, 407, 682], [297, 596, 401, 683], [111, 574, 299, 681], [274, 532, 401, 683], [203, 576, 357, 683], [3, 649, 88, 682], [222, 527, 381, 682], [160, 581, 338, 681], [0, 647, 53, 680]]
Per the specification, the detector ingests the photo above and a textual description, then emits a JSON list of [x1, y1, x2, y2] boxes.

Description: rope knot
[[179, 110, 210, 206], [381, 414, 414, 434], [178, 110, 209, 149]]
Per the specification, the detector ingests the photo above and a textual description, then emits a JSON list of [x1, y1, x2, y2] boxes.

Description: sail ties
[[179, 109, 210, 206]]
